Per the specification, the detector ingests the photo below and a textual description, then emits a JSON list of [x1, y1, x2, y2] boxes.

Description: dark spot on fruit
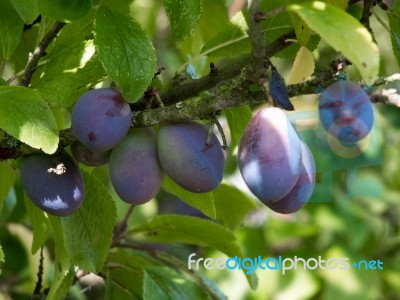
[[105, 107, 120, 117], [88, 132, 95, 140], [112, 94, 125, 108], [201, 143, 214, 152]]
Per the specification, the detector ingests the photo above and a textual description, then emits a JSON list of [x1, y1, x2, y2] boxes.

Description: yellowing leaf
[[287, 46, 315, 84]]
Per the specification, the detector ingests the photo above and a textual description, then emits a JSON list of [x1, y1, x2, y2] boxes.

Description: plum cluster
[[238, 107, 316, 214], [20, 88, 225, 216]]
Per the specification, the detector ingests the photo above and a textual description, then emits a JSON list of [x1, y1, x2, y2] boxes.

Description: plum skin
[[70, 142, 110, 167], [238, 107, 302, 204], [109, 128, 164, 205], [157, 121, 225, 193], [319, 80, 374, 146], [71, 88, 132, 152], [20, 152, 84, 216], [266, 141, 316, 214]]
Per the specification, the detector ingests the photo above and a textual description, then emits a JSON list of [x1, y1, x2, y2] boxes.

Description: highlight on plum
[[20, 152, 84, 216], [238, 107, 303, 204], [238, 107, 316, 213]]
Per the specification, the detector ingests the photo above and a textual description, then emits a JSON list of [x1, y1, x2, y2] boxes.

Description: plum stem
[[214, 117, 229, 150], [112, 205, 135, 243]]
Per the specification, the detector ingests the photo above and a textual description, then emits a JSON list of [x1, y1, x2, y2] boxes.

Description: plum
[[319, 80, 374, 146], [20, 152, 84, 216], [238, 107, 302, 203], [70, 142, 110, 167], [266, 141, 316, 214], [157, 121, 225, 193], [71, 88, 132, 152], [109, 128, 164, 205]]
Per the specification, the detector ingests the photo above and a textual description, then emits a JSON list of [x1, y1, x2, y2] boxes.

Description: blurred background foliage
[[1, 0, 400, 299]]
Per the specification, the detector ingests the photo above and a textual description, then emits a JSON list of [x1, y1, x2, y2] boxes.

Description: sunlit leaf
[[162, 0, 203, 42], [0, 86, 59, 154], [94, 7, 156, 102], [289, 1, 379, 83]]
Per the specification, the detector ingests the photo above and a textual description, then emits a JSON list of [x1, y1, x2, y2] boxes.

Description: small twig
[[144, 87, 165, 108], [113, 205, 135, 243], [372, 73, 400, 86], [214, 117, 229, 150], [254, 6, 287, 22], [360, 0, 374, 33], [154, 67, 166, 79], [154, 93, 165, 108], [21, 21, 66, 87], [33, 247, 44, 296], [206, 122, 215, 146]]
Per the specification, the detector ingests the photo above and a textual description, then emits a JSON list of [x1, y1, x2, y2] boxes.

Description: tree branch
[[247, 0, 267, 79], [20, 21, 66, 87], [360, 0, 374, 33], [132, 30, 296, 110], [2, 70, 399, 161]]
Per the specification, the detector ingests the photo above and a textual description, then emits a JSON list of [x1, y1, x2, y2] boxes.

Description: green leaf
[[9, 0, 40, 23], [35, 58, 105, 108], [289, 1, 379, 84], [201, 5, 292, 57], [38, 0, 92, 22], [0, 0, 24, 59], [50, 10, 95, 54], [107, 249, 164, 298], [276, 33, 320, 59], [162, 176, 216, 218], [94, 6, 156, 102], [201, 11, 250, 57], [60, 172, 117, 272], [162, 0, 203, 42], [131, 214, 258, 289], [47, 266, 75, 300], [10, 25, 40, 73], [213, 184, 256, 230], [0, 86, 59, 154], [0, 162, 16, 205], [224, 105, 252, 149], [0, 243, 4, 275], [47, 216, 72, 299], [32, 40, 106, 107], [197, 0, 230, 43], [389, 0, 400, 67], [0, 187, 16, 224], [24, 196, 51, 254], [143, 266, 208, 300], [132, 215, 238, 255]]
